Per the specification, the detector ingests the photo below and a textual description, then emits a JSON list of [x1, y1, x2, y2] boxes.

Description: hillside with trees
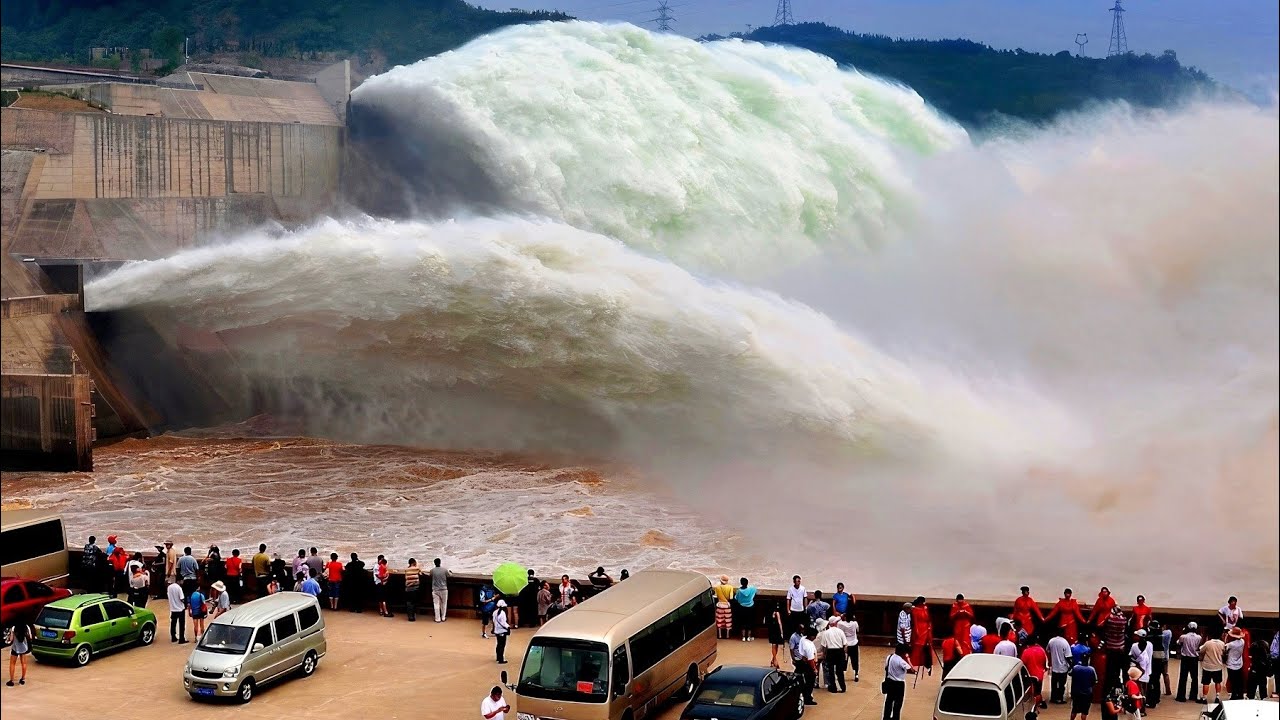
[[0, 0, 568, 71], [2, 3, 1220, 128], [716, 23, 1219, 127]]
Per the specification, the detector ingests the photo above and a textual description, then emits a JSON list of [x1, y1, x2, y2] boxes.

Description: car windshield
[[517, 638, 609, 704], [198, 624, 254, 654], [695, 680, 760, 708], [36, 607, 73, 629]]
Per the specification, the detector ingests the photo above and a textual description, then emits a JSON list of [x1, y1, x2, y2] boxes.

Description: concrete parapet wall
[[1, 109, 342, 202], [3, 108, 342, 260]]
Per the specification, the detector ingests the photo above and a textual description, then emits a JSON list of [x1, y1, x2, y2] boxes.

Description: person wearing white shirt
[[493, 598, 511, 665], [793, 628, 818, 706], [837, 615, 861, 682], [884, 644, 917, 720], [1218, 598, 1243, 631], [896, 603, 913, 645], [1129, 630, 1154, 700], [481, 686, 510, 720], [786, 576, 808, 631], [818, 620, 848, 693], [1175, 622, 1203, 702], [995, 639, 1019, 657], [166, 580, 187, 644], [1048, 630, 1073, 703]]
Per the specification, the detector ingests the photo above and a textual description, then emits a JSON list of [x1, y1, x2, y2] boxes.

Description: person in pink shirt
[[1022, 638, 1050, 710]]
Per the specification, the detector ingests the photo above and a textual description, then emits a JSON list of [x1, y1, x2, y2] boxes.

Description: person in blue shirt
[[299, 568, 322, 598], [479, 585, 497, 639], [734, 578, 758, 642], [1070, 649, 1098, 720], [189, 587, 207, 640], [1072, 637, 1093, 667], [831, 583, 852, 616], [806, 590, 831, 625]]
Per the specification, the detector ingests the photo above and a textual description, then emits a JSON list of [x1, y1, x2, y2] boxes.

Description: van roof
[[945, 654, 1023, 684], [536, 571, 710, 642], [209, 592, 318, 628], [0, 509, 63, 532]]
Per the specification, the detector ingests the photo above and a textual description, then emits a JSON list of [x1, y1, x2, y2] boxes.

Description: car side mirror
[[500, 670, 508, 685], [251, 643, 264, 653]]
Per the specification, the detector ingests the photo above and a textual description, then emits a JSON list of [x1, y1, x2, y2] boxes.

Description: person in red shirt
[[981, 630, 1002, 654], [1087, 587, 1116, 629], [1090, 631, 1109, 703], [108, 542, 129, 597], [1047, 588, 1088, 643], [1131, 596, 1151, 631], [941, 636, 961, 678], [950, 594, 975, 657], [909, 597, 934, 669], [1014, 586, 1047, 635], [1022, 639, 1050, 709], [224, 549, 243, 604], [325, 552, 344, 610]]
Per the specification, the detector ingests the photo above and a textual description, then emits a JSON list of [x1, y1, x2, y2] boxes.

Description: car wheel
[[237, 678, 255, 704], [138, 623, 156, 646], [74, 644, 92, 667], [301, 651, 318, 677], [795, 690, 806, 717], [1, 624, 11, 648]]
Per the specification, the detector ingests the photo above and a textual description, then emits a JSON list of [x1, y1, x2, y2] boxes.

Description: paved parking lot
[[0, 600, 1230, 719]]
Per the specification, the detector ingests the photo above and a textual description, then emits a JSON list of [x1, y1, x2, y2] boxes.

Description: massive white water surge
[[349, 21, 966, 273], [86, 23, 1279, 605]]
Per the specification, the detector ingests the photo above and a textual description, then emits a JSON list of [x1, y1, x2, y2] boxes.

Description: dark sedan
[[681, 665, 807, 720]]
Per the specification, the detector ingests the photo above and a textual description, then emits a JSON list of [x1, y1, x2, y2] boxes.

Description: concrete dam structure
[[1, 69, 347, 470]]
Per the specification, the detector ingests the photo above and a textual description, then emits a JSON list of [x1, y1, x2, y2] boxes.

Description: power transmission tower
[[1107, 0, 1128, 56], [773, 0, 794, 26], [1075, 33, 1088, 56], [650, 0, 674, 32]]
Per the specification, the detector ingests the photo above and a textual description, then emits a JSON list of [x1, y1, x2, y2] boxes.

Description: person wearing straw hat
[[209, 581, 231, 619], [1124, 667, 1145, 720], [1225, 627, 1247, 699], [713, 575, 734, 639]]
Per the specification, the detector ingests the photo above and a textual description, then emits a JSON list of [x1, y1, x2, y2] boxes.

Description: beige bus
[[502, 570, 717, 720], [0, 509, 71, 587]]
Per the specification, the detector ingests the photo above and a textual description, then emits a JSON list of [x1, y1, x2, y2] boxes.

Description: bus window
[[0, 515, 69, 585], [519, 638, 610, 704], [611, 646, 629, 697]]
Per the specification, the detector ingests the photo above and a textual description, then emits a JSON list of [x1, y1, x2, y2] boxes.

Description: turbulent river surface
[[9, 22, 1279, 609]]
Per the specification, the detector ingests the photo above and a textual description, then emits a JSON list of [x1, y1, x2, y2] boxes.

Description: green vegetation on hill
[[707, 23, 1217, 127], [2, 3, 1218, 128], [0, 0, 568, 68]]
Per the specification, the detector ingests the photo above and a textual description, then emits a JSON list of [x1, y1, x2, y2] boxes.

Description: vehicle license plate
[[197, 687, 216, 696], [40, 629, 56, 638]]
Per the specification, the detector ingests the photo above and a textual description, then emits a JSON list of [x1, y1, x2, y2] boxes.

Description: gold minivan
[[502, 570, 717, 720], [934, 653, 1038, 720], [183, 592, 327, 703]]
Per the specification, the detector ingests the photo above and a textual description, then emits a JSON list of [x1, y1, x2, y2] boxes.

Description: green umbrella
[[493, 562, 527, 597]]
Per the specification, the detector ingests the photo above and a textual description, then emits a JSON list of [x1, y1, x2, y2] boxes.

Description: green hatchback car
[[31, 594, 157, 666]]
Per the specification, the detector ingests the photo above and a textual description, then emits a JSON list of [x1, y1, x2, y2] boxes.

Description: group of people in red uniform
[[900, 586, 1271, 709]]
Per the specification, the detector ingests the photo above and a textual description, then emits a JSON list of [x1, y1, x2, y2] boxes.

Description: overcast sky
[[483, 0, 1278, 97]]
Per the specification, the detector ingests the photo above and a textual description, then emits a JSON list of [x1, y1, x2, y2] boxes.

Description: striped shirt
[[403, 567, 421, 591]]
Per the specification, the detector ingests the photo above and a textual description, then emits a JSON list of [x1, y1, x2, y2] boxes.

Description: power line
[[1107, 0, 1128, 56], [650, 0, 675, 32], [773, 0, 794, 26]]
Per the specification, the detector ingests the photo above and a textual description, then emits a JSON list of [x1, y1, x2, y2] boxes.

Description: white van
[[935, 654, 1038, 720], [183, 592, 326, 703]]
